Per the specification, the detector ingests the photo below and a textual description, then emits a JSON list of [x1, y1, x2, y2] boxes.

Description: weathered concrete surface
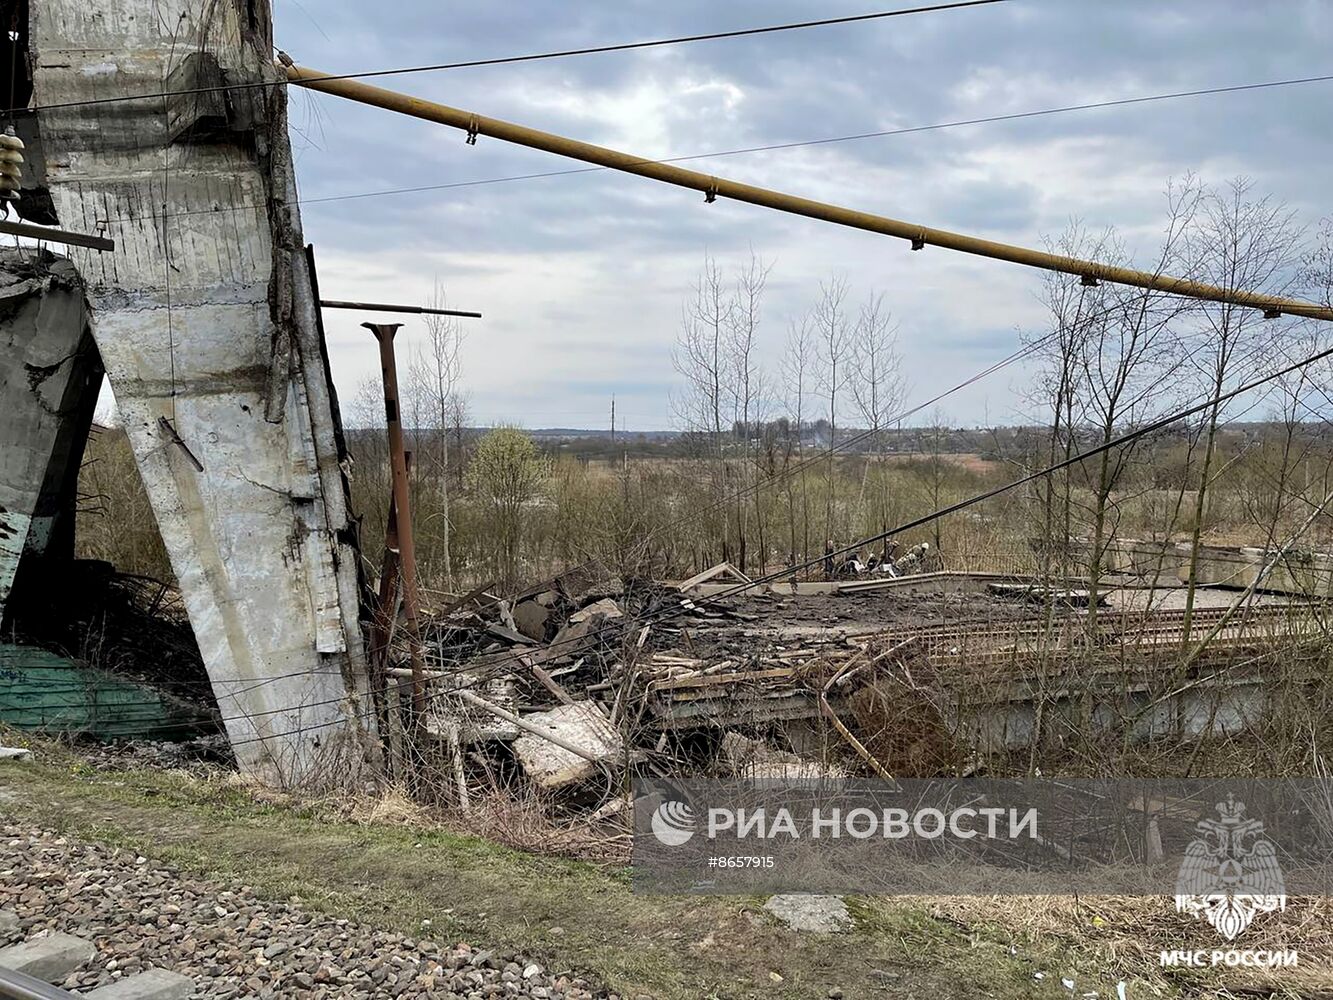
[[512, 703, 623, 789], [86, 968, 194, 1000], [27, 0, 372, 783], [762, 894, 852, 933], [0, 252, 101, 621], [0, 931, 95, 981]]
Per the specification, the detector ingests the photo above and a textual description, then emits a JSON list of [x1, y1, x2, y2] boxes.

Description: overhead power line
[[280, 1, 1006, 81], [5, 1, 1005, 116]]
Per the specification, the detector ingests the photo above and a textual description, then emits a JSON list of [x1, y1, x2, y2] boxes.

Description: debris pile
[[378, 563, 1012, 797], [4, 560, 212, 707], [372, 563, 1326, 806]]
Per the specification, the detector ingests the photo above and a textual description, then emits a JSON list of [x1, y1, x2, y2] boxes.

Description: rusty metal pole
[[367, 457, 407, 668], [368, 472, 402, 678], [322, 299, 482, 318], [364, 323, 427, 717]]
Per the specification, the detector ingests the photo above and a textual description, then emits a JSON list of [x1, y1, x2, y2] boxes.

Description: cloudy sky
[[275, 0, 1333, 431]]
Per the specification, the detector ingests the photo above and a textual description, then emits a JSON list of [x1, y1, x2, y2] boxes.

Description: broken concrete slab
[[762, 894, 852, 933], [87, 968, 194, 1000], [0, 251, 101, 623], [547, 613, 609, 661], [721, 732, 844, 787], [0, 911, 18, 938], [513, 599, 552, 641], [512, 702, 623, 789], [0, 930, 96, 980], [677, 561, 752, 592], [569, 597, 623, 625], [555, 565, 624, 606]]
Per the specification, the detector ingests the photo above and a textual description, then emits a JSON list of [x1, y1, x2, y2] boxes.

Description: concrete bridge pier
[[0, 252, 102, 619], [9, 0, 376, 785]]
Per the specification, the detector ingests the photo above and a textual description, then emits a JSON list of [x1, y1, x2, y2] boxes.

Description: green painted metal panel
[[0, 643, 215, 741]]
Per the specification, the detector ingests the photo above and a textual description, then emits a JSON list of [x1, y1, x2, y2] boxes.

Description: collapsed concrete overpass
[[4, 0, 1332, 789]]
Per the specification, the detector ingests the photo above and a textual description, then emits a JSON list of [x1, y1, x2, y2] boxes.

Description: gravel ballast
[[0, 825, 618, 1000]]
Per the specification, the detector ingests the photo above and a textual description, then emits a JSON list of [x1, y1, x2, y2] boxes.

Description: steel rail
[[0, 966, 81, 1000], [286, 64, 1333, 322]]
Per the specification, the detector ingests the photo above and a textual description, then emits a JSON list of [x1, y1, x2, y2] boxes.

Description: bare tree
[[1076, 187, 1201, 621], [672, 252, 733, 445], [413, 279, 465, 590], [782, 316, 817, 566], [726, 252, 771, 438], [1179, 178, 1305, 634], [1028, 233, 1093, 587], [812, 276, 853, 446], [447, 390, 472, 471], [349, 374, 386, 430], [849, 291, 907, 446], [1304, 217, 1333, 309], [726, 251, 772, 571], [812, 276, 852, 539]]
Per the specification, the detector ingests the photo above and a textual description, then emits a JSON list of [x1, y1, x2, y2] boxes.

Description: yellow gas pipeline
[[284, 63, 1333, 323]]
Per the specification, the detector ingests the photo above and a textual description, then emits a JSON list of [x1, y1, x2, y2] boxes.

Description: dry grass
[[341, 785, 434, 827], [454, 789, 632, 865], [924, 893, 1333, 994]]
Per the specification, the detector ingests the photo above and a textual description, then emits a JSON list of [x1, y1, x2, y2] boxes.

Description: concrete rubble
[[512, 703, 623, 790], [389, 566, 1021, 795], [762, 894, 853, 934], [370, 561, 1327, 807]]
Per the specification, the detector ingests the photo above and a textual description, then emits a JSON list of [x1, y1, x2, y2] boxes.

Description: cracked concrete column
[[0, 251, 101, 620], [25, 0, 374, 784]]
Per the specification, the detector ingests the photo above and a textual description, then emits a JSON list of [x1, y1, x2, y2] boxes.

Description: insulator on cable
[[0, 126, 25, 200]]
